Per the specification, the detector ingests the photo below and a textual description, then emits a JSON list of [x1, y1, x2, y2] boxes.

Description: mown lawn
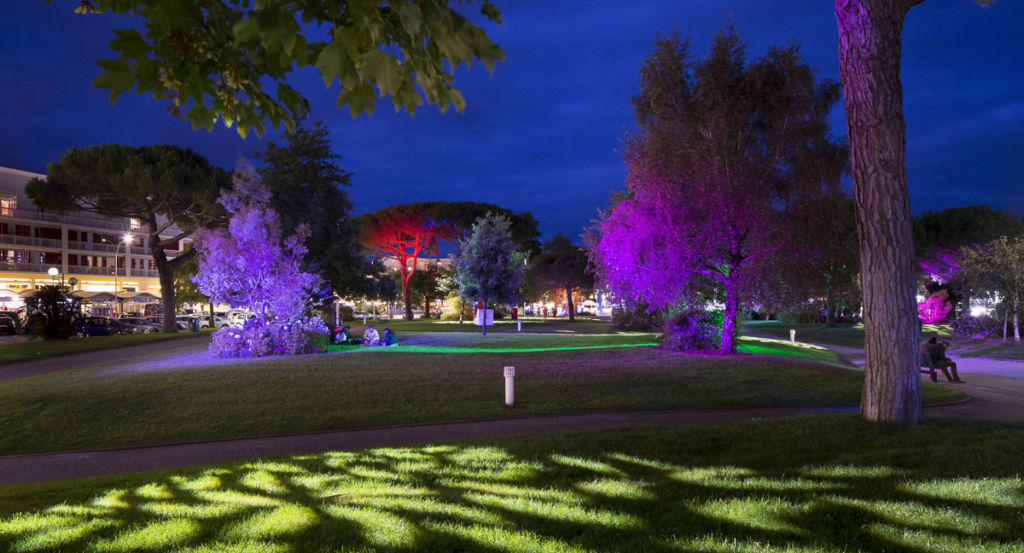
[[951, 339, 1024, 361], [743, 321, 951, 348], [2, 415, 1022, 552], [358, 316, 623, 335], [0, 335, 962, 456], [0, 331, 211, 364]]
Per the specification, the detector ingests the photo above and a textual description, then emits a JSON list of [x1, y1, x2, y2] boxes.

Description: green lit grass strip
[[325, 343, 660, 354]]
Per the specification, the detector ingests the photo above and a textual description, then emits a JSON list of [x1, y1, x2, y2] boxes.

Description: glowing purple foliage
[[193, 164, 327, 357]]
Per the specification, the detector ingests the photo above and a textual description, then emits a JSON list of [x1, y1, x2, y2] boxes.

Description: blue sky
[[1, 1, 1021, 241]]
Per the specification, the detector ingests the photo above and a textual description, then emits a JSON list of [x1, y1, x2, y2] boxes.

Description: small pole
[[789, 329, 796, 342], [504, 366, 515, 406], [517, 319, 522, 333]]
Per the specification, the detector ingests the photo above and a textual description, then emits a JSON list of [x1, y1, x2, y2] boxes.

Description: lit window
[[129, 218, 141, 231], [0, 194, 16, 217]]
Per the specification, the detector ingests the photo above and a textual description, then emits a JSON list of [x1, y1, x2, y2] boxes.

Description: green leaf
[[93, 58, 135, 103], [109, 28, 150, 60], [336, 82, 377, 118], [359, 49, 402, 96], [232, 17, 260, 43], [316, 41, 350, 87]]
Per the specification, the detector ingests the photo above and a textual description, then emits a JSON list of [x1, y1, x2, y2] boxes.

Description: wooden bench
[[921, 354, 949, 382]]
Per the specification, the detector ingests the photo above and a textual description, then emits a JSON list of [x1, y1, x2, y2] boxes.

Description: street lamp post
[[112, 233, 133, 316], [47, 266, 58, 285]]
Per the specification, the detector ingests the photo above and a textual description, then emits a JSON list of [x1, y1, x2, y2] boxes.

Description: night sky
[[2, 1, 1022, 242]]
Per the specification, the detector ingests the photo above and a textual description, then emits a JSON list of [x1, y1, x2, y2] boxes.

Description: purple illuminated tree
[[588, 27, 845, 354], [193, 165, 327, 356]]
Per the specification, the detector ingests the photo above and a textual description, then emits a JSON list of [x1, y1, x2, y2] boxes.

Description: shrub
[[24, 285, 82, 340], [612, 303, 662, 332], [950, 314, 1001, 341], [339, 305, 354, 321], [210, 315, 329, 357], [661, 309, 722, 351], [778, 303, 819, 325]]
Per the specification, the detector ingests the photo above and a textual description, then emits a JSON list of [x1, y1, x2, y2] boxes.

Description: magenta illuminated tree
[[588, 27, 845, 354], [193, 165, 326, 356]]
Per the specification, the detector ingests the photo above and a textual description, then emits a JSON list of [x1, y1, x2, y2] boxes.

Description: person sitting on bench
[[925, 336, 964, 383]]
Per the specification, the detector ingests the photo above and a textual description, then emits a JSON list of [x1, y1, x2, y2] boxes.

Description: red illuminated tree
[[588, 27, 845, 354], [359, 202, 540, 320], [359, 203, 454, 321]]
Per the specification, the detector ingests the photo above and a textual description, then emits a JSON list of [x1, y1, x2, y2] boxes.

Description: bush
[[339, 305, 354, 321], [778, 304, 819, 325], [210, 315, 329, 357], [440, 292, 473, 321], [24, 285, 82, 340], [661, 309, 722, 351], [612, 303, 662, 332], [950, 315, 1001, 341]]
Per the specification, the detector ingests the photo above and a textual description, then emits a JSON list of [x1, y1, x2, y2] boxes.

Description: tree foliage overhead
[[26, 143, 231, 333], [588, 26, 846, 354], [256, 120, 370, 297], [73, 0, 506, 136]]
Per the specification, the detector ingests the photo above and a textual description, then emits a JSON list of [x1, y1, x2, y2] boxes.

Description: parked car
[[195, 314, 231, 329], [0, 316, 16, 335], [116, 317, 160, 334], [77, 317, 113, 337]]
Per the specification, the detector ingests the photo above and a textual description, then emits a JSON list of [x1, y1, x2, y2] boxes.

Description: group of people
[[332, 324, 399, 347], [922, 336, 964, 383]]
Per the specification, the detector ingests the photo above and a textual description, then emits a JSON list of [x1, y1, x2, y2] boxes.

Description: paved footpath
[[0, 334, 210, 383], [0, 407, 852, 485], [0, 335, 1021, 485]]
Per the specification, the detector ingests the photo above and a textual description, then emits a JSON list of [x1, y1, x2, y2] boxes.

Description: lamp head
[[47, 267, 58, 277]]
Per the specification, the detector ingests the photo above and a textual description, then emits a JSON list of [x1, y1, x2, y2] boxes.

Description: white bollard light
[[789, 329, 796, 342], [504, 366, 515, 406], [517, 319, 522, 333]]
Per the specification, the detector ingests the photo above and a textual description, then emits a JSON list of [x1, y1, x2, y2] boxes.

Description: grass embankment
[[2, 415, 1023, 552], [952, 339, 1024, 361], [743, 321, 951, 348], [0, 333, 962, 456], [0, 331, 211, 364]]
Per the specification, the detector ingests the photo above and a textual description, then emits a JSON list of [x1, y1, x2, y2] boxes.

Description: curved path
[[0, 333, 1020, 484], [0, 407, 851, 485]]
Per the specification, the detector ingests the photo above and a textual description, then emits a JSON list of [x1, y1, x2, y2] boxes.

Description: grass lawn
[[0, 334, 962, 456], [358, 316, 623, 335], [951, 339, 1024, 361], [743, 321, 951, 348], [2, 415, 1023, 552], [0, 331, 211, 364]]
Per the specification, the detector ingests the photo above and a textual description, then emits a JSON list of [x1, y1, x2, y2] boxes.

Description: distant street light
[[48, 266, 58, 284], [112, 233, 133, 316]]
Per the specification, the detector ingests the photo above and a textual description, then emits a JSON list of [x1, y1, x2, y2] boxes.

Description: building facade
[[0, 167, 186, 314]]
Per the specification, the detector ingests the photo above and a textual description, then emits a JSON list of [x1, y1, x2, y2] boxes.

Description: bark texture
[[835, 0, 923, 423]]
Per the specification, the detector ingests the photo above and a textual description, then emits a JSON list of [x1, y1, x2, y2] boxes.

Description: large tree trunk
[[836, 0, 924, 424], [566, 286, 575, 322], [156, 257, 178, 334], [826, 276, 837, 327], [720, 284, 739, 354]]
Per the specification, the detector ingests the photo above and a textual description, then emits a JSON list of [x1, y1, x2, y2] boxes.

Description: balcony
[[0, 235, 62, 249], [1, 208, 134, 232]]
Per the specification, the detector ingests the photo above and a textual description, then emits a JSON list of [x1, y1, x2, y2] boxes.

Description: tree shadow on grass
[[2, 415, 1024, 552]]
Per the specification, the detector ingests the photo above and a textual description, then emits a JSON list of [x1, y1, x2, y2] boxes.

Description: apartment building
[[0, 166, 186, 315]]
